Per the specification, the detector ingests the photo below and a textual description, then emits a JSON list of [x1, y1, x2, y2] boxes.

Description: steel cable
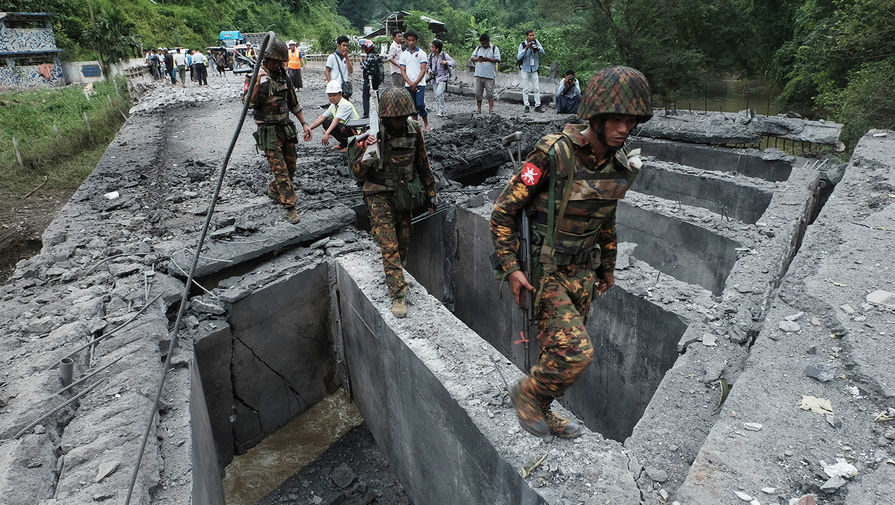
[[122, 31, 274, 505]]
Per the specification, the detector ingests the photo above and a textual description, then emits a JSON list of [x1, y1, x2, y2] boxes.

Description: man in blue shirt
[[517, 30, 545, 113]]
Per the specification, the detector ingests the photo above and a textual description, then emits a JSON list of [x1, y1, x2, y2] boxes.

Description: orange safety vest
[[288, 47, 302, 69]]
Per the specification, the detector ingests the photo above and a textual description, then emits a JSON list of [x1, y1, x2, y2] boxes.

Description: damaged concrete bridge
[[1, 76, 893, 505]]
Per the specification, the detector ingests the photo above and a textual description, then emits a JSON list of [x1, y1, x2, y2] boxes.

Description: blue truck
[[218, 31, 245, 48]]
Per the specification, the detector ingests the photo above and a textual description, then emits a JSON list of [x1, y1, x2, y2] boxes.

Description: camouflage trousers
[[521, 263, 596, 402], [365, 193, 411, 299], [259, 126, 298, 209]]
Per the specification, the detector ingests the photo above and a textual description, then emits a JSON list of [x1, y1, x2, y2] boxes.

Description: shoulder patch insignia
[[520, 162, 543, 186]]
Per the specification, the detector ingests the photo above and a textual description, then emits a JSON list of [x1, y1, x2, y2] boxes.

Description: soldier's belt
[[535, 246, 596, 266]]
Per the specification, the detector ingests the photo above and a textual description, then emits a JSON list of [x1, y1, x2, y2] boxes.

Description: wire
[[122, 31, 274, 505]]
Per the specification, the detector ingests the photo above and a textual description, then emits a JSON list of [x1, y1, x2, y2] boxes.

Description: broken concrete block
[[866, 290, 895, 308], [95, 460, 119, 483], [805, 363, 836, 383], [778, 320, 801, 332]]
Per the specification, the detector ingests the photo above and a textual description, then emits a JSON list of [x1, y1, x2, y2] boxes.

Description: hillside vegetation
[[2, 0, 892, 148], [3, 0, 350, 59]]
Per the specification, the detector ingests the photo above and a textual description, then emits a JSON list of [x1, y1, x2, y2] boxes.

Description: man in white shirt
[[325, 35, 353, 97], [307, 80, 360, 150], [399, 30, 430, 131], [387, 31, 404, 88], [172, 48, 187, 87], [192, 49, 207, 85]]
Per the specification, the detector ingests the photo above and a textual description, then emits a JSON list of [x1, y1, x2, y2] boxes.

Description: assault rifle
[[501, 131, 533, 371]]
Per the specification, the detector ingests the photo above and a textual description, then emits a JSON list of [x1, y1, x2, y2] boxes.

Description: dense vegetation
[[2, 0, 892, 148], [342, 0, 894, 149], [0, 78, 129, 194]]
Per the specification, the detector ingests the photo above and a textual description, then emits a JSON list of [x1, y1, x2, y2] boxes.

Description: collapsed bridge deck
[[1, 75, 892, 505]]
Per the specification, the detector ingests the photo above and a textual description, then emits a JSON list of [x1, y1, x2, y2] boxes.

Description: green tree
[[83, 5, 140, 76]]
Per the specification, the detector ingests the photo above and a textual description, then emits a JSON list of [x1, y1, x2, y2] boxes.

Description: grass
[[0, 78, 129, 196]]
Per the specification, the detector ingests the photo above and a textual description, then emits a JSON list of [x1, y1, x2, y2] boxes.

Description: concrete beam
[[675, 130, 895, 504], [636, 110, 843, 147], [335, 249, 641, 505]]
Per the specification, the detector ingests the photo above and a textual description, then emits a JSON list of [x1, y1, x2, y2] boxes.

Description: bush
[[819, 58, 895, 149]]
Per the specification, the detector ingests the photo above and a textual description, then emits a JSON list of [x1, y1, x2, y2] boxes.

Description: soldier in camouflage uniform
[[490, 66, 652, 438], [247, 36, 313, 224], [350, 87, 438, 318]]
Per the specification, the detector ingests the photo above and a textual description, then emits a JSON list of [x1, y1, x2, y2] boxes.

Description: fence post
[[12, 137, 23, 167], [83, 111, 90, 134]]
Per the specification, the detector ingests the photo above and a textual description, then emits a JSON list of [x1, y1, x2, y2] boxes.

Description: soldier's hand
[[596, 271, 614, 295], [509, 270, 535, 307], [427, 194, 439, 213], [302, 124, 312, 141]]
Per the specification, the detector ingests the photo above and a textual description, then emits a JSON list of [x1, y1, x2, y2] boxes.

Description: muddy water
[[223, 389, 364, 505]]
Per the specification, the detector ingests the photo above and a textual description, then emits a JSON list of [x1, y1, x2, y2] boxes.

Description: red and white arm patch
[[520, 162, 543, 186]]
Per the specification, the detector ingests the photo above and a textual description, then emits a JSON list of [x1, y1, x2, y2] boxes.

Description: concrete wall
[[617, 201, 740, 295], [190, 362, 226, 505], [635, 163, 773, 224], [445, 70, 559, 104], [630, 139, 793, 182], [194, 262, 338, 463], [571, 287, 687, 441], [407, 206, 688, 441], [0, 55, 64, 90]]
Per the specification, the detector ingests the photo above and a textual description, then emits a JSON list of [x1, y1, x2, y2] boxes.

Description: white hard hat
[[325, 80, 342, 94], [287, 40, 297, 45]]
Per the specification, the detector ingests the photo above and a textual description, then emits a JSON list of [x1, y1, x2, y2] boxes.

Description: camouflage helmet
[[379, 87, 416, 117], [579, 66, 652, 122], [263, 36, 289, 62]]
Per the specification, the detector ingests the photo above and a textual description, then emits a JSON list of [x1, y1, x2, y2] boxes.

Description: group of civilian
[[145, 47, 224, 87]]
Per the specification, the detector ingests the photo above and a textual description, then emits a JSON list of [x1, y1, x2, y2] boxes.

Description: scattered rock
[[190, 297, 225, 315], [760, 487, 776, 494], [820, 458, 858, 491], [701, 333, 718, 347], [825, 414, 843, 428], [93, 492, 115, 501], [866, 289, 895, 308], [804, 363, 836, 383], [95, 460, 120, 483], [330, 462, 356, 489], [790, 494, 817, 505], [734, 490, 753, 501], [840, 304, 855, 315], [785, 311, 804, 321], [779, 320, 801, 332], [744, 423, 763, 431], [644, 466, 668, 483]]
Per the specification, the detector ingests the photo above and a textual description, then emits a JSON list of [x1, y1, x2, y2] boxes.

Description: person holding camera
[[555, 69, 581, 114], [428, 39, 456, 118], [471, 33, 501, 114], [517, 30, 545, 113]]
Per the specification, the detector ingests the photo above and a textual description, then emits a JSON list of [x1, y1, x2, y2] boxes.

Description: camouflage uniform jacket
[[490, 123, 636, 277], [252, 67, 302, 125], [350, 118, 437, 197]]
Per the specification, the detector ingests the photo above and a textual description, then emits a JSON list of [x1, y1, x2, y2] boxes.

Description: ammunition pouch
[[253, 122, 296, 152], [394, 175, 425, 212]]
